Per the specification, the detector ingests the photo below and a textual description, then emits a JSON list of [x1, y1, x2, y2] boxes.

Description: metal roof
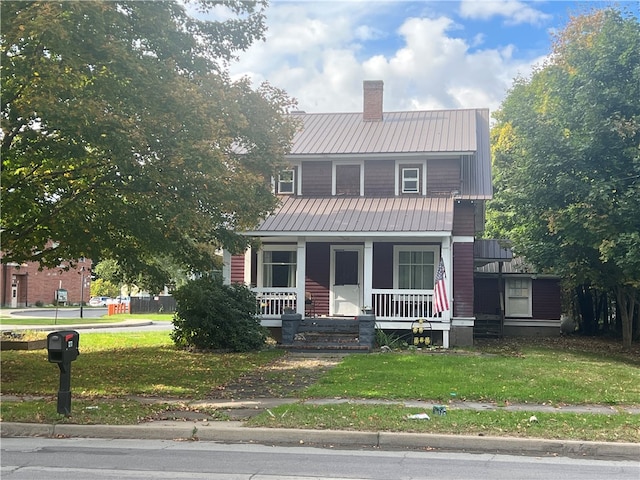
[[475, 257, 537, 275], [247, 196, 453, 236], [474, 239, 513, 262], [290, 109, 481, 155], [288, 109, 492, 199]]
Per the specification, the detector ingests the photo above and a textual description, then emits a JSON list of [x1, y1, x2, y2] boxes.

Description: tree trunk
[[615, 287, 636, 350], [576, 285, 597, 336]]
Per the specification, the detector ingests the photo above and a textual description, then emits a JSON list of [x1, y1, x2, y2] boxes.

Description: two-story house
[[223, 81, 492, 347]]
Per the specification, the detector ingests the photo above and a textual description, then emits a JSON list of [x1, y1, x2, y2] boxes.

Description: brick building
[[0, 258, 92, 308]]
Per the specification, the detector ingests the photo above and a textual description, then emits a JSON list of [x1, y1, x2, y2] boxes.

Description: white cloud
[[459, 0, 552, 26], [228, 1, 548, 115]]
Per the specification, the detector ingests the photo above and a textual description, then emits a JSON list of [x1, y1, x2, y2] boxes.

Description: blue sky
[[221, 1, 636, 114]]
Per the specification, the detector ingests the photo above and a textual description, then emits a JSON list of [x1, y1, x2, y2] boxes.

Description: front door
[[331, 246, 363, 316]]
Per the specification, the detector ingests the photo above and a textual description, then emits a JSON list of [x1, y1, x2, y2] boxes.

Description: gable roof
[[288, 108, 492, 199], [290, 109, 484, 155], [245, 196, 453, 237]]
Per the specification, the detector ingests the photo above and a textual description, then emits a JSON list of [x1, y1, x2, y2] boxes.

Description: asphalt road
[[2, 437, 638, 480], [9, 307, 108, 319]]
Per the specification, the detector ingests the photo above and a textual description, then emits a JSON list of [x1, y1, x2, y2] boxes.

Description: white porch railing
[[253, 288, 297, 318], [372, 289, 444, 321]]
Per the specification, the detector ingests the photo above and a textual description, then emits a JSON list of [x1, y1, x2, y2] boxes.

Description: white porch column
[[243, 246, 252, 285], [363, 240, 373, 312], [222, 250, 232, 285], [296, 238, 306, 315], [440, 237, 452, 348]]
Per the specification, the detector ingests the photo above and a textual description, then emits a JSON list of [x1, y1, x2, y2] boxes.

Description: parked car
[[89, 296, 111, 307], [108, 296, 131, 304]]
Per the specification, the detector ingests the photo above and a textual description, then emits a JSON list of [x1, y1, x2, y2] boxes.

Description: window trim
[[395, 162, 426, 196], [401, 167, 420, 193], [393, 245, 439, 290], [277, 169, 295, 195], [332, 160, 364, 196], [505, 277, 532, 317], [258, 245, 298, 288]]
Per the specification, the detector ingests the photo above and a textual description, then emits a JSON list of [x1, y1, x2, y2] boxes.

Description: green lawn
[[2, 331, 283, 398], [301, 349, 640, 405], [2, 332, 639, 442]]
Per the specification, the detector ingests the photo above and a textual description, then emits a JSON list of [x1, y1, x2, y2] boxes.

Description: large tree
[[487, 8, 640, 348], [1, 1, 297, 290]]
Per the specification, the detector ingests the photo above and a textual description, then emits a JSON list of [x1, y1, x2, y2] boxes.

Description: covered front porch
[[225, 236, 453, 348]]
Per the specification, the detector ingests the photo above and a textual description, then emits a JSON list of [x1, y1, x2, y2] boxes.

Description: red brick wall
[[1, 260, 92, 307]]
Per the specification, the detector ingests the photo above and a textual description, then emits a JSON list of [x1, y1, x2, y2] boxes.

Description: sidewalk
[[2, 416, 638, 462]]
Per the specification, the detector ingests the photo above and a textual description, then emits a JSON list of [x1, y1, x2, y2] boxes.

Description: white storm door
[[331, 246, 363, 316]]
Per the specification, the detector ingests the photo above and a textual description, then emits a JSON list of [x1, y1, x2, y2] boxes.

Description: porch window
[[277, 170, 295, 194], [506, 278, 532, 317], [262, 250, 297, 287], [402, 168, 419, 193], [394, 246, 437, 289]]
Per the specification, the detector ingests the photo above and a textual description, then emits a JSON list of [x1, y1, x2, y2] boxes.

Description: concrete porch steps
[[280, 316, 374, 352]]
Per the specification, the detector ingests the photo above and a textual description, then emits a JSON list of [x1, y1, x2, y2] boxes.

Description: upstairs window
[[277, 170, 295, 194], [335, 164, 361, 196], [402, 168, 419, 193]]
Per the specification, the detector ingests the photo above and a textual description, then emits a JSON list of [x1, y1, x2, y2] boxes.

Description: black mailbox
[[47, 330, 80, 364], [46, 330, 80, 416]]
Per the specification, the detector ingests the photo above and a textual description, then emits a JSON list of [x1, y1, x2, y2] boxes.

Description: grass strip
[[247, 403, 640, 443], [0, 398, 224, 425]]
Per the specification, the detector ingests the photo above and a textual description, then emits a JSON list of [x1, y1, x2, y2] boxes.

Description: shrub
[[171, 275, 267, 352]]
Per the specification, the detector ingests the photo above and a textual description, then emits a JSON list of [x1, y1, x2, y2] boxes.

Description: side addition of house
[[224, 81, 492, 347]]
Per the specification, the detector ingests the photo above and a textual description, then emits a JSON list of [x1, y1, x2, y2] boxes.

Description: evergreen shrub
[[171, 275, 267, 352]]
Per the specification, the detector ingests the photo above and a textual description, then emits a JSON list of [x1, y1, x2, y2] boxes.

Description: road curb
[[2, 422, 638, 461]]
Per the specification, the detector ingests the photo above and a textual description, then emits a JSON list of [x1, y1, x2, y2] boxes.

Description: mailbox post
[[47, 330, 80, 416]]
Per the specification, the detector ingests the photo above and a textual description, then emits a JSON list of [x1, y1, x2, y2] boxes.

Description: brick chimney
[[363, 80, 383, 122]]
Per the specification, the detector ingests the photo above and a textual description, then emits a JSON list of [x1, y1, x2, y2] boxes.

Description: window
[[278, 170, 294, 194], [262, 250, 297, 287], [402, 168, 419, 193], [394, 246, 437, 289], [334, 164, 361, 196], [506, 278, 532, 317]]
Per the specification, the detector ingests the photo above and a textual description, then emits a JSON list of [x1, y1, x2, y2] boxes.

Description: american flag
[[433, 257, 449, 314]]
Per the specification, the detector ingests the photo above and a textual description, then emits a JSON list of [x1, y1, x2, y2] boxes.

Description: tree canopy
[[1, 1, 298, 290], [487, 8, 640, 347]]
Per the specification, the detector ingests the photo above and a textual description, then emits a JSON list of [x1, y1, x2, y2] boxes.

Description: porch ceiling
[[246, 196, 453, 236]]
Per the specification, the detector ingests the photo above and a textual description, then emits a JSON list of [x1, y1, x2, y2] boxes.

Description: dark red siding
[[301, 161, 332, 196], [305, 242, 331, 316], [453, 243, 474, 317], [532, 279, 562, 319], [372, 242, 394, 289], [427, 158, 460, 195], [230, 255, 245, 284], [474, 277, 502, 315], [474, 276, 562, 320], [364, 160, 395, 196], [453, 201, 475, 236]]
